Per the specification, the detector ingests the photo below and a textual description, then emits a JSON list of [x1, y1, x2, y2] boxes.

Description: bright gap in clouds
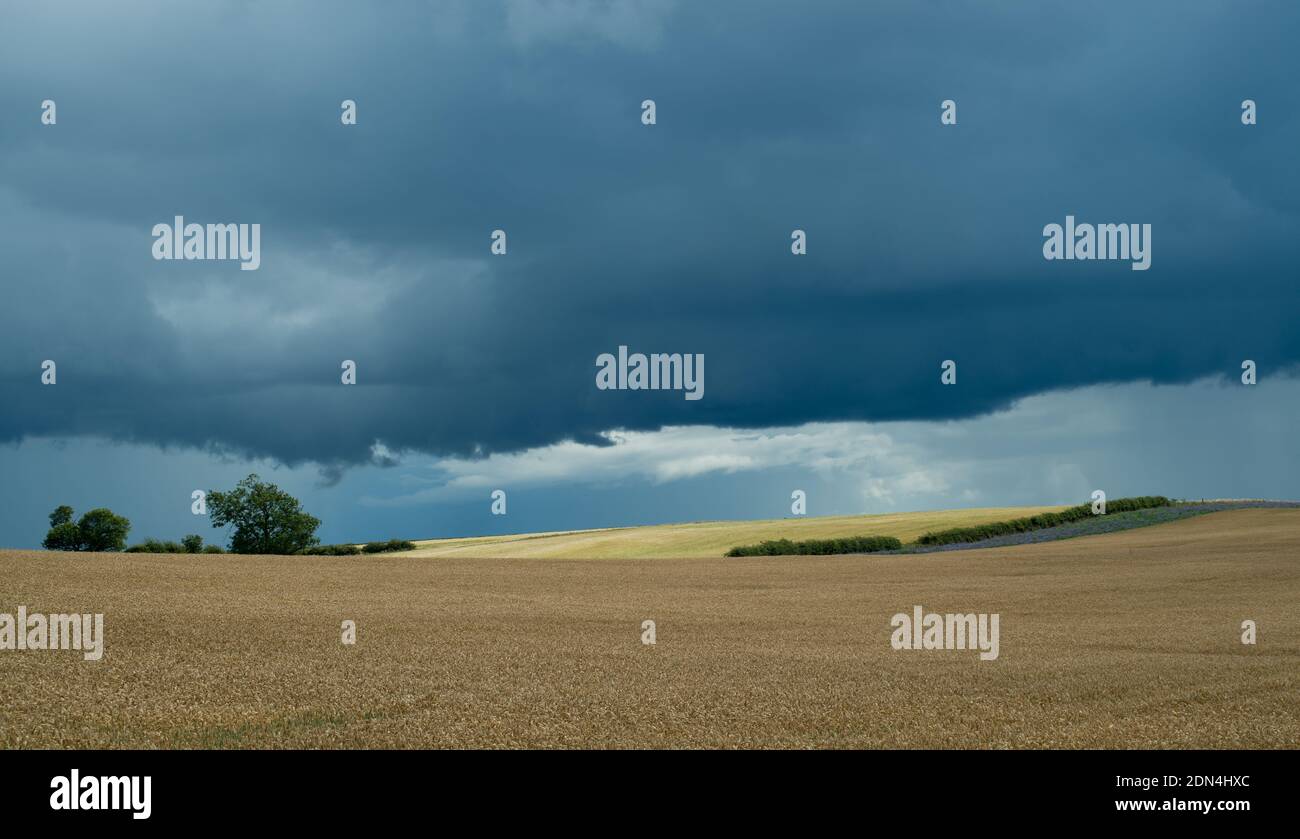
[[363, 373, 1299, 511], [0, 375, 1294, 548]]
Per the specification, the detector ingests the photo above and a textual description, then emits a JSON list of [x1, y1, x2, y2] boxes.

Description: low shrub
[[123, 534, 229, 554], [124, 537, 224, 554], [915, 496, 1171, 546], [125, 538, 187, 553], [362, 539, 416, 554], [300, 544, 362, 556], [727, 535, 902, 557], [295, 540, 414, 556]]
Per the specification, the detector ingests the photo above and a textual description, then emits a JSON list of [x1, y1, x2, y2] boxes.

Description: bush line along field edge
[[725, 496, 1172, 557]]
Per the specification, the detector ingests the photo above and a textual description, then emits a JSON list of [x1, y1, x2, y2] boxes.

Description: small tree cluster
[[42, 505, 131, 552], [40, 476, 334, 557]]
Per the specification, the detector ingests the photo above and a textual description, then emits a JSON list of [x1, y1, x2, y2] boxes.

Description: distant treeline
[[726, 535, 902, 557], [42, 474, 418, 556], [726, 496, 1173, 557], [302, 540, 416, 556], [914, 496, 1171, 546], [126, 535, 223, 554], [123, 537, 417, 556]]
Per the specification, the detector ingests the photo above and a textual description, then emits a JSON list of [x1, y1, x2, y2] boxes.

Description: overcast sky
[[1, 1, 1296, 548]]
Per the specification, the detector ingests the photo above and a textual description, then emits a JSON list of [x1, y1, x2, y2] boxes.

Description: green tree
[[76, 508, 132, 552], [42, 521, 83, 551], [49, 505, 75, 528], [207, 474, 321, 555], [181, 534, 204, 554]]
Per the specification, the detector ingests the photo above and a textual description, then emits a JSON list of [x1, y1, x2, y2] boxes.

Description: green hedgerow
[[915, 496, 1170, 546], [726, 535, 902, 557]]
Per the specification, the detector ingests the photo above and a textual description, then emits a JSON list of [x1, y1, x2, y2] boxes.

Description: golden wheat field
[[1, 508, 1296, 749], [406, 505, 1067, 558]]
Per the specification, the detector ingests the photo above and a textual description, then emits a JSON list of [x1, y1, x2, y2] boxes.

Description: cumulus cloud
[[361, 422, 917, 506]]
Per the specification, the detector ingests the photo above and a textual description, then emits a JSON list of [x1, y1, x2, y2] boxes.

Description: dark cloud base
[[1, 1, 1296, 473]]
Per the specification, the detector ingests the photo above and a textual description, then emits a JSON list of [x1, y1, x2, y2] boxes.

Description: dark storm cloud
[[0, 0, 1296, 470]]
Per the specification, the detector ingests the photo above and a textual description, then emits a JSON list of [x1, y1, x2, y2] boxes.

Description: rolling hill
[[405, 505, 1069, 559]]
